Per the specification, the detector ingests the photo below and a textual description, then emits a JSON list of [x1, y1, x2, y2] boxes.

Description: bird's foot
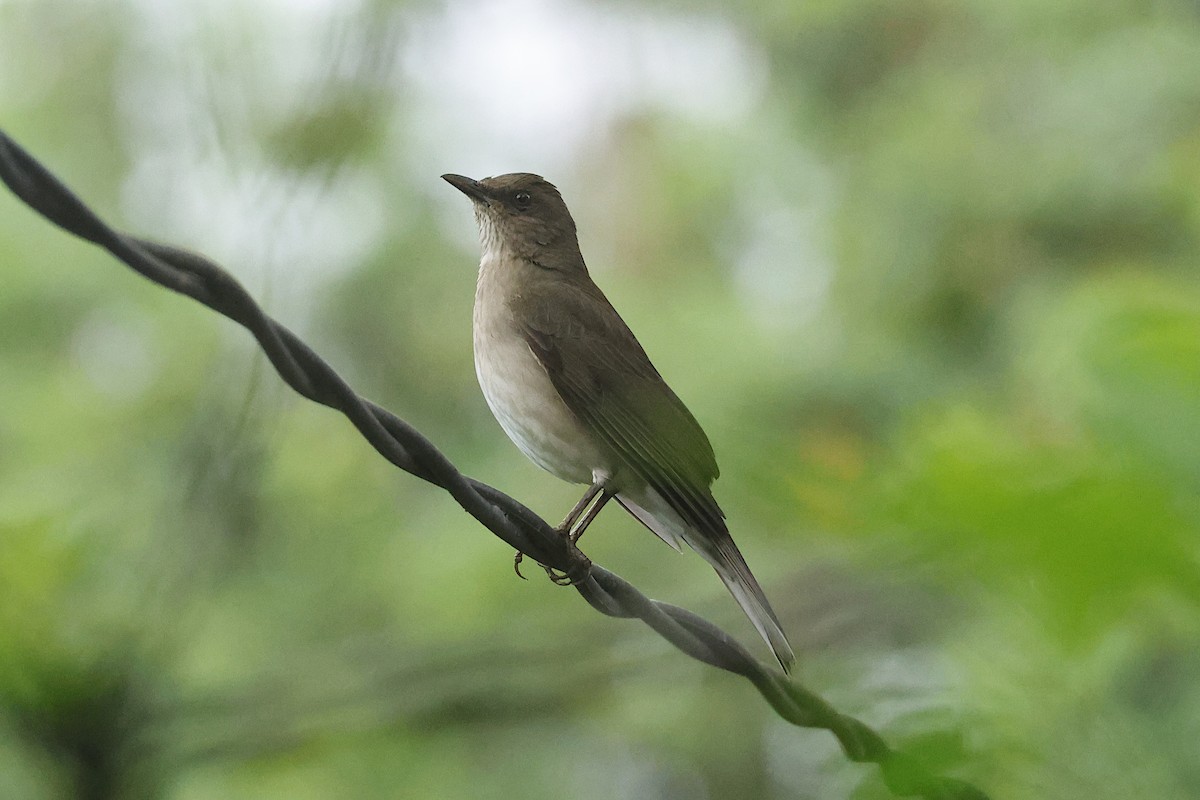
[[542, 563, 581, 586], [514, 549, 583, 586]]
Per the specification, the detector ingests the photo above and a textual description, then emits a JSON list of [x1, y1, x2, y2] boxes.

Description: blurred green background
[[2, 0, 1199, 798]]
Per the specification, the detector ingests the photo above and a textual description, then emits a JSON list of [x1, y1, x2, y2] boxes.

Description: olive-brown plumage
[[444, 172, 794, 671]]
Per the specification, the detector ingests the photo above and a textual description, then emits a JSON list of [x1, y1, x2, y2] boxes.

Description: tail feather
[[616, 495, 683, 551], [618, 488, 795, 672], [691, 533, 795, 673]]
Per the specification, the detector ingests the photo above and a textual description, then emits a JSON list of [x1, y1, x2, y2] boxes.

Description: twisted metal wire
[[0, 130, 989, 800]]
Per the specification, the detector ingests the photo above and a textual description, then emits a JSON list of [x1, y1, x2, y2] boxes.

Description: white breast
[[472, 252, 607, 485]]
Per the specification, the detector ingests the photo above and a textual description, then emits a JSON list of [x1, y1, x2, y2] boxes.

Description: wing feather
[[518, 282, 725, 536]]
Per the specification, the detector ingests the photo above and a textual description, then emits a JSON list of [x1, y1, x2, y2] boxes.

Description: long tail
[[618, 493, 795, 672], [690, 532, 795, 673]]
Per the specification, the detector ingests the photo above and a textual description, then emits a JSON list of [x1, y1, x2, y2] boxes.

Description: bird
[[443, 172, 795, 672]]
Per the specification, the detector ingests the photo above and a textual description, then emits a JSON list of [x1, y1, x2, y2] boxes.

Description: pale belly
[[473, 322, 608, 485]]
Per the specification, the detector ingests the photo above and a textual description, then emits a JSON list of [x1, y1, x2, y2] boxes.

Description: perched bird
[[443, 172, 794, 672]]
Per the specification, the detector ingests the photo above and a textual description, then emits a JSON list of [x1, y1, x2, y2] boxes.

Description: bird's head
[[443, 172, 582, 270]]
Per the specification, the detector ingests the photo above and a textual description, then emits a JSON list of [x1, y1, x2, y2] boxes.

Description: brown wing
[[517, 280, 726, 536]]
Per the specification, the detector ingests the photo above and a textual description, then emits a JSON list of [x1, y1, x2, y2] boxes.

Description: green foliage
[[2, 0, 1198, 798]]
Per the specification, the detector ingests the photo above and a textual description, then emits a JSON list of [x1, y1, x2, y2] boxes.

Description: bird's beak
[[442, 174, 491, 205]]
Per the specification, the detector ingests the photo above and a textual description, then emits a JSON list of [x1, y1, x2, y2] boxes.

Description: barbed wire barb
[[0, 129, 989, 800]]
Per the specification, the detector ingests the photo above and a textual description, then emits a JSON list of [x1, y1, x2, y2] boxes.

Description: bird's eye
[[514, 191, 531, 208]]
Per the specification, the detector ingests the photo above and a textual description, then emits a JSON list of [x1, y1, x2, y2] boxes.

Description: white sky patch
[[400, 0, 767, 175], [115, 0, 391, 322], [735, 204, 832, 329], [109, 0, 824, 327], [725, 121, 839, 339], [70, 310, 159, 402]]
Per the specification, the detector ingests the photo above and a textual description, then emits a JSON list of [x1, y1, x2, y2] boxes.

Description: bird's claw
[[513, 550, 586, 586], [512, 529, 591, 586], [542, 564, 579, 586]]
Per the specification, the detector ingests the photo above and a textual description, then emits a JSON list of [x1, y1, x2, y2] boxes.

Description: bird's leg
[[512, 483, 599, 582], [568, 489, 613, 544], [556, 482, 602, 534], [515, 482, 607, 586]]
